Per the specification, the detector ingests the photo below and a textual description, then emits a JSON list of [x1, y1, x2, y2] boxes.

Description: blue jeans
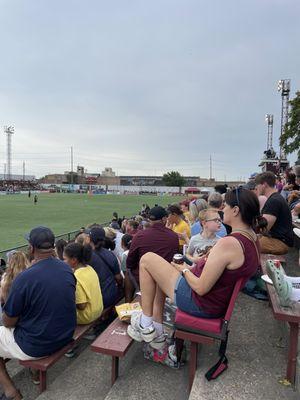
[[174, 276, 218, 318]]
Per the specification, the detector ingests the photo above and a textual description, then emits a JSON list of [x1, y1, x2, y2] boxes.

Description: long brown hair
[[1, 251, 29, 303]]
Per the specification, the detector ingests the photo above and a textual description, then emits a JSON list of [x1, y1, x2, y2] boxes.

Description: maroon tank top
[[191, 232, 260, 317]]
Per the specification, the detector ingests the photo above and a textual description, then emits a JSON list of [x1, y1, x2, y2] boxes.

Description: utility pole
[[209, 155, 212, 180], [70, 146, 74, 186], [23, 161, 25, 181]]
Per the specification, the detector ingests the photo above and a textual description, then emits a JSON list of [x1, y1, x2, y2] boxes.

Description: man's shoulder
[[266, 192, 290, 210], [150, 224, 178, 239], [266, 192, 284, 204], [97, 248, 116, 262]]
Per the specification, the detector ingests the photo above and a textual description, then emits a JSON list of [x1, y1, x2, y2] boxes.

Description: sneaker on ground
[[127, 311, 156, 343], [293, 227, 300, 238], [30, 368, 40, 385], [64, 349, 75, 358], [150, 333, 167, 350], [83, 332, 97, 340]]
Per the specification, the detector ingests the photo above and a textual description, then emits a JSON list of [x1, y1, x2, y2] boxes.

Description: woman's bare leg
[[152, 285, 166, 324], [139, 252, 180, 317]]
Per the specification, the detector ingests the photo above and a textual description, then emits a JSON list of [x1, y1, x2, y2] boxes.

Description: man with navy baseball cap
[[0, 226, 76, 399]]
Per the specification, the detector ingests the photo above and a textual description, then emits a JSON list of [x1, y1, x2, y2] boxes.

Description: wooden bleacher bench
[[260, 253, 300, 385], [90, 317, 134, 385], [19, 303, 118, 393]]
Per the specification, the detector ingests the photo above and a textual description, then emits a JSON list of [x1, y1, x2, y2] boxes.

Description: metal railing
[[0, 222, 110, 261]]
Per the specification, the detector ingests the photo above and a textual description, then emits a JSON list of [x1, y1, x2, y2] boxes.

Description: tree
[[162, 171, 186, 191], [280, 91, 300, 161]]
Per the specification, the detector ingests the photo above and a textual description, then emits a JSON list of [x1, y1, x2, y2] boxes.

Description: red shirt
[[191, 232, 260, 316], [126, 222, 179, 284]]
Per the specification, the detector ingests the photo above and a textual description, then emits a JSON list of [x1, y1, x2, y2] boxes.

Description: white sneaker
[[294, 228, 300, 238], [127, 311, 156, 343], [150, 333, 167, 350]]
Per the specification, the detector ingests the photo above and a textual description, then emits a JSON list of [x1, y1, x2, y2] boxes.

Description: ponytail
[[252, 215, 268, 234]]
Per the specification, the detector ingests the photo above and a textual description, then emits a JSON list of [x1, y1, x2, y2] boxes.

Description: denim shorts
[[174, 275, 217, 318]]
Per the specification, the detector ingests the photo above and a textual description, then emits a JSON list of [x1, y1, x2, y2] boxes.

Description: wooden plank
[[19, 342, 74, 370], [20, 320, 98, 370], [91, 318, 133, 358]]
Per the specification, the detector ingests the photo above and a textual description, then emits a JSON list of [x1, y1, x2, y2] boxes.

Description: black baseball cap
[[25, 226, 55, 249], [148, 206, 168, 221]]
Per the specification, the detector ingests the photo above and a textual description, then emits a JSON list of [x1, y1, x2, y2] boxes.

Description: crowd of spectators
[[0, 167, 299, 398], [0, 181, 41, 193]]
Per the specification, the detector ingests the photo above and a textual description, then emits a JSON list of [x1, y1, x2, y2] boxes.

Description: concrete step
[[35, 338, 143, 400], [103, 342, 189, 400], [6, 339, 91, 400], [188, 294, 299, 400]]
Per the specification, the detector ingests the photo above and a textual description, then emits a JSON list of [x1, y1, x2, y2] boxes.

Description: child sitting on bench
[[64, 243, 103, 324]]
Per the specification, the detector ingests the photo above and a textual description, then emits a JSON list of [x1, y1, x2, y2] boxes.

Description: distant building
[[38, 168, 243, 188], [39, 174, 66, 184], [119, 176, 199, 187], [101, 167, 116, 177]]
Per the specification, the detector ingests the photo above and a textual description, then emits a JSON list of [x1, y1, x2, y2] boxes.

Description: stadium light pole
[[4, 126, 14, 180], [265, 114, 274, 151], [277, 79, 290, 170]]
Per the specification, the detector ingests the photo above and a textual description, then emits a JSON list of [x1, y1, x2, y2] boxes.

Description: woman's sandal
[[266, 260, 292, 307]]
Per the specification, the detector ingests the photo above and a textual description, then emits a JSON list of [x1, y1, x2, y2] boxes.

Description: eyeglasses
[[205, 218, 222, 223]]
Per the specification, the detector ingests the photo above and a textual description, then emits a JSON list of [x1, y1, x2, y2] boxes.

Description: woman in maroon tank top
[[127, 188, 267, 346]]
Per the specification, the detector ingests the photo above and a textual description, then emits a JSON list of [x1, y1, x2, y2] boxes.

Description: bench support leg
[[175, 338, 184, 363], [39, 370, 47, 393], [286, 322, 299, 385], [189, 342, 198, 392], [111, 356, 119, 386]]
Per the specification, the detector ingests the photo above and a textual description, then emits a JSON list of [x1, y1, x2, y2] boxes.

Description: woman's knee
[[140, 252, 159, 270]]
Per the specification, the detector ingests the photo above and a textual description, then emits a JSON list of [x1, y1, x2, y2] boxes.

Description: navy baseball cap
[[148, 206, 168, 221], [25, 226, 55, 249], [87, 226, 105, 243]]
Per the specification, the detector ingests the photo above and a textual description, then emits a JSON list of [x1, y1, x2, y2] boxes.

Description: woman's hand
[[170, 261, 189, 273]]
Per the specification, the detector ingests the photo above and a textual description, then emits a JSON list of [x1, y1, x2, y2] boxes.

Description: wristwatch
[[181, 268, 190, 276]]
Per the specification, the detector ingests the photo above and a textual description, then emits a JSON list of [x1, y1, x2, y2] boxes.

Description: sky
[[0, 0, 299, 181]]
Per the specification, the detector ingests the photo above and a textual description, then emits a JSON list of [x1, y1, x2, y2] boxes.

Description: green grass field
[[0, 193, 182, 251]]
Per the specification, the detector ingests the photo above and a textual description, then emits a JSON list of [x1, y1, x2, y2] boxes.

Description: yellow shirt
[[172, 219, 191, 247], [74, 265, 104, 325], [183, 211, 191, 223]]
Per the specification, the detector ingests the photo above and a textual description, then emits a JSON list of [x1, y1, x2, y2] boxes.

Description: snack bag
[[115, 302, 142, 322]]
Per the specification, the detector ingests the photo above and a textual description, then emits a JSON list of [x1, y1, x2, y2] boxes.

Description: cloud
[[0, 0, 299, 179]]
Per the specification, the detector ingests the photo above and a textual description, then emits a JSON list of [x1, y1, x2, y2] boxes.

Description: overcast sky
[[0, 0, 299, 180]]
